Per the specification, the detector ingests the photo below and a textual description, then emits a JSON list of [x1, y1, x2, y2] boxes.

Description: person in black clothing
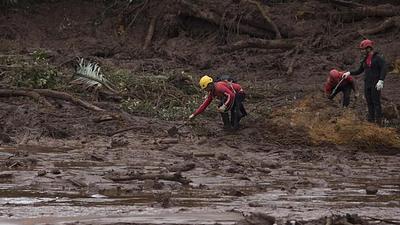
[[342, 39, 387, 124]]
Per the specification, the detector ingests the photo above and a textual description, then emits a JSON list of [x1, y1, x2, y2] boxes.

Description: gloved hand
[[342, 71, 351, 79], [376, 80, 384, 90], [218, 104, 227, 112], [188, 114, 195, 120]]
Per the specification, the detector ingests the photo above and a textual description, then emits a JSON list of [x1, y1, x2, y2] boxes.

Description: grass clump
[[271, 94, 400, 150]]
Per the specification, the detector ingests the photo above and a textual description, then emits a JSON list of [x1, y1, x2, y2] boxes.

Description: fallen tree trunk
[[0, 89, 53, 108], [34, 89, 104, 112], [220, 38, 296, 52], [0, 88, 104, 112], [331, 4, 400, 22], [107, 172, 191, 185], [359, 16, 400, 35], [178, 0, 275, 38], [244, 0, 281, 39]]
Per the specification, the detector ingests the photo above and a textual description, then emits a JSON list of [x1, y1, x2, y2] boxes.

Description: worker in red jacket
[[324, 69, 355, 107], [189, 75, 247, 130], [342, 39, 387, 124]]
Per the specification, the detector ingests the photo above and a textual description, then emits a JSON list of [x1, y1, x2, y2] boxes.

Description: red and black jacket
[[324, 70, 355, 94], [192, 81, 244, 116]]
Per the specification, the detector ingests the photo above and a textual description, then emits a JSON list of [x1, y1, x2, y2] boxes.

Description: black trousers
[[330, 84, 352, 107], [364, 86, 382, 122], [220, 93, 247, 130]]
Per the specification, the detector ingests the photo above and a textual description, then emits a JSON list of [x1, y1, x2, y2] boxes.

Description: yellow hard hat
[[199, 75, 213, 90]]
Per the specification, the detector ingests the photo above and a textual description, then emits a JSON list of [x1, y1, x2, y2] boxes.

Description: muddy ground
[[0, 0, 399, 224]]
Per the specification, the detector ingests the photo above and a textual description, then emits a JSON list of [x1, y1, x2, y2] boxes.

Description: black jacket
[[350, 52, 386, 88]]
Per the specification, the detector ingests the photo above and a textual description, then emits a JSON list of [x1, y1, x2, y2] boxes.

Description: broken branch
[[245, 0, 281, 39], [359, 16, 400, 35], [34, 89, 104, 112], [220, 38, 296, 52], [106, 172, 191, 185], [143, 15, 158, 50], [0, 89, 54, 108]]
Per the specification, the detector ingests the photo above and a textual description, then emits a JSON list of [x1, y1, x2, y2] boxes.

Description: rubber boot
[[221, 113, 231, 130]]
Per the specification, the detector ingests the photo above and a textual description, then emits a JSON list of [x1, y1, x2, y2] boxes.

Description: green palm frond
[[73, 58, 118, 93]]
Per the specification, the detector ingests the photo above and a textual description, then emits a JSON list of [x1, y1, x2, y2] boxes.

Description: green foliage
[[109, 69, 201, 120], [30, 49, 49, 62], [13, 65, 59, 89]]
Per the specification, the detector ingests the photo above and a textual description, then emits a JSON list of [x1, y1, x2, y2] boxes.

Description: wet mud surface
[[0, 123, 399, 224], [1, 0, 400, 224]]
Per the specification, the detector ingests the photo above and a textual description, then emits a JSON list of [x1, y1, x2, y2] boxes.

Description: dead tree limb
[[220, 38, 296, 52], [34, 89, 105, 112], [286, 45, 301, 76], [328, 4, 400, 22], [106, 172, 191, 185], [143, 15, 158, 50], [245, 0, 281, 39], [359, 16, 400, 35], [178, 0, 274, 38], [0, 89, 53, 108], [326, 0, 364, 7]]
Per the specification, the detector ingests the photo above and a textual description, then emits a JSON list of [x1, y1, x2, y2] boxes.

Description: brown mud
[[0, 0, 400, 224]]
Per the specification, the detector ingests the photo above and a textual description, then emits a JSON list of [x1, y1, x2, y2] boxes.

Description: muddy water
[[0, 136, 399, 225]]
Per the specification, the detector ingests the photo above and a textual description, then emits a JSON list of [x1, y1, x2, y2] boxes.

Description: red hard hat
[[359, 39, 374, 49], [329, 69, 340, 78]]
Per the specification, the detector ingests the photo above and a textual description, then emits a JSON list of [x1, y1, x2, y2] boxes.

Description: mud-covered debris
[[236, 212, 275, 225], [224, 188, 246, 197], [50, 168, 61, 174], [0, 172, 13, 179], [111, 137, 129, 148], [67, 178, 87, 188], [365, 185, 378, 195], [0, 132, 13, 144], [217, 153, 229, 160], [37, 170, 47, 176], [261, 160, 281, 169], [156, 138, 179, 145], [226, 166, 244, 174], [167, 162, 196, 172], [257, 167, 272, 174], [248, 202, 263, 207]]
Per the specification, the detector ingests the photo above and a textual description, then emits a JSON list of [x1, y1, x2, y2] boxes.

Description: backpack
[[215, 75, 236, 83]]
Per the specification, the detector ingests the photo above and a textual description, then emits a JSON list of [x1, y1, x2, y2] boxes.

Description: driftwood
[[359, 16, 400, 35], [107, 172, 191, 185], [220, 38, 296, 52]]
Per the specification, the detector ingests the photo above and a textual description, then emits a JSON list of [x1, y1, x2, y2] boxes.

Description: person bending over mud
[[342, 39, 387, 125], [324, 69, 356, 107], [189, 75, 247, 130]]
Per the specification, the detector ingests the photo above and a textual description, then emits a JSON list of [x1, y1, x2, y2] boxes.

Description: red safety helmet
[[359, 39, 374, 49], [329, 69, 340, 78]]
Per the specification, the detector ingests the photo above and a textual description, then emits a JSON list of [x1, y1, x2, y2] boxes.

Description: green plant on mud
[[109, 69, 201, 120], [11, 63, 60, 89]]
